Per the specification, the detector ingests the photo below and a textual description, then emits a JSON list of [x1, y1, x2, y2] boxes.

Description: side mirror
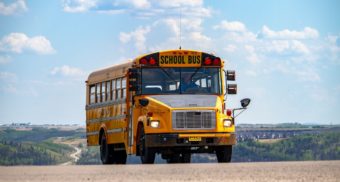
[[139, 98, 149, 107], [227, 84, 237, 94], [241, 98, 251, 108], [226, 70, 236, 81], [128, 68, 139, 92]]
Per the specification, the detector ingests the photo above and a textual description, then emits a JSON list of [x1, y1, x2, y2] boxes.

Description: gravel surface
[[1, 161, 339, 182]]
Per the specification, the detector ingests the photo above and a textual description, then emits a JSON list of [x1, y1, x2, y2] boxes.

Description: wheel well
[[98, 128, 105, 145]]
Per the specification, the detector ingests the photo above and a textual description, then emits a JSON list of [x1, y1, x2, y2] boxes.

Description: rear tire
[[100, 133, 114, 164], [139, 126, 155, 164], [216, 145, 232, 163]]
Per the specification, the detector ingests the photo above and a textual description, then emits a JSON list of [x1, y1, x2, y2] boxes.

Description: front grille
[[172, 110, 216, 129]]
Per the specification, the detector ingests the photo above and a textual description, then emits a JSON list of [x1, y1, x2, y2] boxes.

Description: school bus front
[[129, 50, 238, 163]]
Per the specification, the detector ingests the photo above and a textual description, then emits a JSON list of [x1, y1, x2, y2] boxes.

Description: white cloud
[[0, 33, 55, 54], [129, 0, 150, 9], [0, 72, 17, 82], [223, 44, 237, 53], [214, 20, 247, 32], [119, 26, 151, 53], [189, 31, 211, 42], [50, 65, 86, 77], [0, 84, 18, 94], [258, 26, 319, 39], [0, 55, 11, 64], [62, 0, 211, 18], [157, 0, 203, 8], [259, 40, 309, 55], [295, 69, 320, 82], [0, 0, 27, 15], [222, 31, 257, 43], [62, 0, 97, 13]]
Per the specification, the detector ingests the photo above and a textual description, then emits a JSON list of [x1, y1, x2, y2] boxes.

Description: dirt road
[[60, 146, 82, 166], [1, 161, 339, 182]]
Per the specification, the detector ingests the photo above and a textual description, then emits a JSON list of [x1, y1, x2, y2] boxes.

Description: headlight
[[150, 120, 160, 128], [223, 119, 233, 127]]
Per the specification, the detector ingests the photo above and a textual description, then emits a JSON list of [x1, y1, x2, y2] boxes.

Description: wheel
[[115, 150, 127, 164], [100, 133, 114, 164], [139, 126, 155, 164], [216, 146, 232, 163]]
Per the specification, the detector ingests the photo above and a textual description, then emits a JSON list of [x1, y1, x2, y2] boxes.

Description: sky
[[0, 0, 339, 125]]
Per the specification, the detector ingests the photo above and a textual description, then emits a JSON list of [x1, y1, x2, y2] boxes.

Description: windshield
[[141, 68, 221, 95]]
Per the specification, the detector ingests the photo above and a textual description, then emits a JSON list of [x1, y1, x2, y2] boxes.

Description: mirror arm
[[232, 107, 247, 119], [223, 69, 227, 96]]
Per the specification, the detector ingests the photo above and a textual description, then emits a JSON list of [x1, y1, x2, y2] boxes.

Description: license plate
[[189, 137, 202, 142]]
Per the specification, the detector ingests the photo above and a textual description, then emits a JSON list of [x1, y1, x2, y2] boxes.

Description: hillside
[[77, 131, 340, 164], [1, 126, 339, 165], [0, 127, 83, 165]]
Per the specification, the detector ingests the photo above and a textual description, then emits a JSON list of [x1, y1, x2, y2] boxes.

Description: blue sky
[[0, 0, 339, 125]]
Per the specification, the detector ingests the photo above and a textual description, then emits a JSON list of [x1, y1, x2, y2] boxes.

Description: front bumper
[[145, 132, 236, 148]]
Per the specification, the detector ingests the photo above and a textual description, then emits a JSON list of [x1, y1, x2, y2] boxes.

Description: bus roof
[[86, 49, 223, 85], [87, 61, 133, 85]]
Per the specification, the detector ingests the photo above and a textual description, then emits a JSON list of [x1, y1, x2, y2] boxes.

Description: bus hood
[[148, 95, 217, 108]]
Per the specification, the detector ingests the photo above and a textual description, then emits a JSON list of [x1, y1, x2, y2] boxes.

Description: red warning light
[[213, 58, 221, 65], [204, 57, 212, 65], [149, 57, 156, 65], [140, 58, 147, 64]]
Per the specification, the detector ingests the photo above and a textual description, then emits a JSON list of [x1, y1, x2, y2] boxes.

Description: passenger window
[[96, 83, 101, 103], [112, 79, 116, 100], [90, 85, 95, 104], [116, 78, 122, 99], [106, 81, 111, 101], [122, 77, 126, 99], [101, 82, 106, 102]]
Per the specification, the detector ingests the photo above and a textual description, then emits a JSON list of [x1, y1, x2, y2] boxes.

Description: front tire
[[139, 126, 155, 164], [216, 145, 232, 163], [100, 133, 114, 164]]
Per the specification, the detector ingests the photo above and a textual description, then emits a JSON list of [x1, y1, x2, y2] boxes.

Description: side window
[[106, 81, 111, 101], [101, 82, 106, 102], [122, 77, 126, 99], [96, 83, 101, 103], [116, 78, 122, 99], [90, 85, 95, 104], [112, 79, 116, 100]]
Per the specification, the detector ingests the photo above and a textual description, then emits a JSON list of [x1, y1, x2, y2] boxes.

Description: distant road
[[60, 146, 81, 166], [1, 161, 339, 182]]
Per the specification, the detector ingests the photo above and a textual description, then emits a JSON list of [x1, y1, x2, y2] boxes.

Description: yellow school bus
[[85, 49, 250, 164]]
